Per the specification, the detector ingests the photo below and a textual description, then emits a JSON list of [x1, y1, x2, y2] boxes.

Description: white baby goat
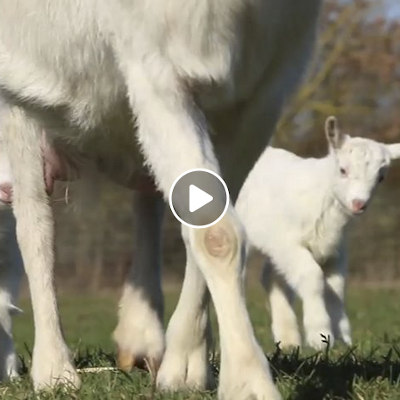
[[236, 116, 400, 349]]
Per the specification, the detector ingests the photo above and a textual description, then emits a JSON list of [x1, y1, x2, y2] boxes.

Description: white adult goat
[[236, 117, 400, 349], [0, 1, 322, 398]]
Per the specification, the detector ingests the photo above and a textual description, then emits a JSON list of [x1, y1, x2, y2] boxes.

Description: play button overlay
[[189, 185, 213, 212], [169, 169, 230, 228]]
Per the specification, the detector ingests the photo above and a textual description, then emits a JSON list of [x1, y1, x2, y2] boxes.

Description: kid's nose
[[352, 198, 367, 214]]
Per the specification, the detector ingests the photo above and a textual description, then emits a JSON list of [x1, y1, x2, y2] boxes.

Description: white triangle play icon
[[189, 185, 213, 213]]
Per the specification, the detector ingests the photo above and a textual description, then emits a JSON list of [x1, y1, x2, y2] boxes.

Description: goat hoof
[[117, 349, 135, 372], [32, 358, 80, 391], [305, 330, 334, 350], [157, 347, 214, 391], [117, 349, 160, 376]]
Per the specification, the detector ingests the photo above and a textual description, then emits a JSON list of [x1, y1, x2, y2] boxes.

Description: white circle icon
[[169, 168, 230, 229]]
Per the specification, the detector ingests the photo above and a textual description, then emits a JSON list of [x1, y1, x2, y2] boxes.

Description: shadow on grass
[[267, 339, 400, 400], [15, 340, 400, 400]]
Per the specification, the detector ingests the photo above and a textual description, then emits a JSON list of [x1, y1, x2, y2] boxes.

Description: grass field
[[2, 284, 400, 399]]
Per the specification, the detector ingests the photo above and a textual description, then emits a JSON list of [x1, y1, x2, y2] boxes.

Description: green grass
[[3, 284, 400, 399]]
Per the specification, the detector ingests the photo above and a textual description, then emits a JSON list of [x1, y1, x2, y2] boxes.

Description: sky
[[370, 0, 400, 22], [338, 0, 400, 22]]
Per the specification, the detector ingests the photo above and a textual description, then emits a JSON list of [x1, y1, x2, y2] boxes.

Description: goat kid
[[236, 116, 400, 349]]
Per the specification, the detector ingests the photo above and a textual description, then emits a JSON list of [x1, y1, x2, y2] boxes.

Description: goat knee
[[187, 213, 244, 278], [203, 215, 243, 267], [204, 223, 236, 259]]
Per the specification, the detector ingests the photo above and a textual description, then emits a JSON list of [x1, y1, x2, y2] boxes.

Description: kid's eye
[[340, 167, 347, 176], [378, 167, 387, 183]]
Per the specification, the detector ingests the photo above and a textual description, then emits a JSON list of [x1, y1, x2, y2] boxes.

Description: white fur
[[157, 225, 213, 391], [236, 117, 400, 349], [112, 191, 165, 372], [0, 1, 322, 397]]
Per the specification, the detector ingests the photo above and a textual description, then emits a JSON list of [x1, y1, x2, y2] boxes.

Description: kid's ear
[[386, 143, 400, 160], [325, 116, 344, 150]]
